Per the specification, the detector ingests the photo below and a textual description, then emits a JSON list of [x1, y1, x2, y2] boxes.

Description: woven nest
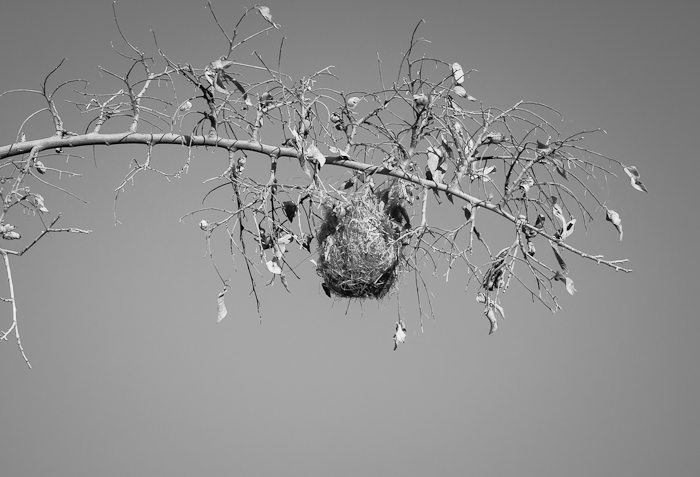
[[316, 191, 406, 299]]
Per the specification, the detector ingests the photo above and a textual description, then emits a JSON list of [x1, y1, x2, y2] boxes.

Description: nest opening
[[316, 190, 406, 299]]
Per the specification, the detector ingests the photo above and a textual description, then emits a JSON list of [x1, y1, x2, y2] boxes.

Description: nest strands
[[316, 191, 406, 299]]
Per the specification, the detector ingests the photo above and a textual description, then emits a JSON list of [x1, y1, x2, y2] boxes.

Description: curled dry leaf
[[2, 230, 21, 240], [328, 146, 349, 158], [29, 194, 49, 213], [472, 165, 496, 183], [485, 306, 497, 335], [393, 320, 407, 351], [549, 240, 568, 273], [462, 204, 472, 222], [605, 208, 623, 241], [282, 201, 297, 223], [534, 213, 546, 230], [476, 291, 486, 303], [552, 202, 566, 230], [346, 97, 360, 108], [624, 166, 648, 193], [493, 301, 505, 321], [259, 91, 273, 107], [520, 176, 535, 193], [527, 241, 536, 256], [199, 219, 209, 230], [256, 6, 279, 29], [280, 273, 290, 293], [266, 257, 282, 275], [179, 101, 192, 112], [453, 85, 468, 98], [217, 287, 228, 323], [305, 144, 326, 168], [553, 271, 576, 295], [277, 233, 293, 245], [560, 218, 576, 241], [451, 62, 465, 84], [482, 132, 504, 145], [34, 160, 47, 174], [536, 139, 551, 155], [210, 57, 234, 70]]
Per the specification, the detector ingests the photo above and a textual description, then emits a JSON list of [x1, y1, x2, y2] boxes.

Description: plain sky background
[[1, 0, 698, 475]]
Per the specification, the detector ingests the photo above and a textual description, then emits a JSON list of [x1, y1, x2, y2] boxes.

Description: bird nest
[[316, 190, 406, 299]]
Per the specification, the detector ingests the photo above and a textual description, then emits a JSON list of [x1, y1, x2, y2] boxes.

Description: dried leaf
[[259, 91, 273, 107], [520, 176, 534, 193], [536, 139, 551, 155], [527, 241, 536, 256], [300, 238, 313, 256], [485, 306, 497, 335], [277, 234, 293, 246], [199, 219, 209, 230], [564, 275, 576, 295], [560, 218, 576, 241], [534, 214, 546, 229], [493, 302, 505, 321], [256, 6, 279, 28], [453, 85, 468, 98], [282, 201, 297, 223], [328, 146, 349, 158], [2, 230, 20, 240], [451, 62, 465, 84], [393, 320, 407, 350], [624, 165, 641, 179], [217, 287, 228, 323], [34, 160, 47, 174], [552, 202, 566, 229], [550, 240, 568, 273], [483, 132, 503, 145], [605, 208, 623, 241], [554, 271, 577, 295], [425, 146, 444, 184], [346, 97, 360, 108], [266, 258, 282, 275], [179, 101, 192, 112], [476, 292, 486, 303], [624, 166, 648, 192], [282, 137, 298, 148], [280, 273, 290, 293], [305, 144, 326, 168], [29, 194, 49, 213], [210, 57, 234, 70], [556, 164, 568, 180], [462, 204, 472, 222]]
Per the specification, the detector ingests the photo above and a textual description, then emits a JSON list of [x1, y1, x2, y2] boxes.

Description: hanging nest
[[315, 187, 408, 299]]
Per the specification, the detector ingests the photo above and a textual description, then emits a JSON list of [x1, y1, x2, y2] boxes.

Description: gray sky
[[1, 0, 698, 475]]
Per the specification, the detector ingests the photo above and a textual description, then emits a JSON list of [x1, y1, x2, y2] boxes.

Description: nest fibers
[[316, 190, 407, 299]]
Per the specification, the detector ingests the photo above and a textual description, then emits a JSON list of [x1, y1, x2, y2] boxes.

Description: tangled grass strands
[[315, 190, 405, 299]]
